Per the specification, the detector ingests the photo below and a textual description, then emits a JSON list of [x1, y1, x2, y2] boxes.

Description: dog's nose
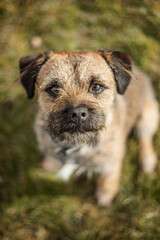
[[68, 107, 89, 123]]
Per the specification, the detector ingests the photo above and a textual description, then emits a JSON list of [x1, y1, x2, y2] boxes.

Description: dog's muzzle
[[47, 104, 106, 138]]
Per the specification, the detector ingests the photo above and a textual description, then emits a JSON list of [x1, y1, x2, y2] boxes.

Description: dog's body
[[19, 50, 159, 206]]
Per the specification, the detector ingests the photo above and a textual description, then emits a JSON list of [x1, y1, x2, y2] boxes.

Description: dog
[[19, 50, 159, 206]]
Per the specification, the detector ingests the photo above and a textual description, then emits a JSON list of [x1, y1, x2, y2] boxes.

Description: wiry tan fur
[[19, 50, 159, 206]]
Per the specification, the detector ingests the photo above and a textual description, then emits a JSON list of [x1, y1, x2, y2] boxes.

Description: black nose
[[68, 107, 89, 123]]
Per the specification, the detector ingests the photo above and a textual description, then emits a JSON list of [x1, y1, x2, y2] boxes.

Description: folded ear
[[99, 50, 132, 94], [19, 51, 51, 98]]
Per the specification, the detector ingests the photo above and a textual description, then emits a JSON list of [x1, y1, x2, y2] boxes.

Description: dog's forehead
[[38, 51, 114, 87]]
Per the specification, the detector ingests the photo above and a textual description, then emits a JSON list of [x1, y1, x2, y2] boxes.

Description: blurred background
[[0, 0, 160, 239]]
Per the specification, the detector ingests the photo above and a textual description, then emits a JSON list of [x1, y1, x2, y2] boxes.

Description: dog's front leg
[[95, 139, 126, 206], [96, 162, 122, 206]]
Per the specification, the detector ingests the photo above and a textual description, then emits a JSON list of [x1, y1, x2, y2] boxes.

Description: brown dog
[[19, 50, 159, 206]]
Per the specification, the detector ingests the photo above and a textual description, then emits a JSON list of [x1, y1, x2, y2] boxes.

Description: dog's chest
[[52, 143, 93, 164]]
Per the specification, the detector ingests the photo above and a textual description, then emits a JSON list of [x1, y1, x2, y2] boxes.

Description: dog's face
[[19, 50, 132, 145]]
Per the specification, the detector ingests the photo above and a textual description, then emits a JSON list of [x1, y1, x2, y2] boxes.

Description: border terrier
[[19, 50, 159, 206]]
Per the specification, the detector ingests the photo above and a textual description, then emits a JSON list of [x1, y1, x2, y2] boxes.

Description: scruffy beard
[[47, 129, 100, 146], [45, 107, 106, 146]]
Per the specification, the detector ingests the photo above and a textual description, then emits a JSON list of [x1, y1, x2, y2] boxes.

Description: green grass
[[0, 0, 160, 239]]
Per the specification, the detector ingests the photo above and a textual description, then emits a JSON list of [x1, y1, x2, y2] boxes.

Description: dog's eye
[[46, 86, 59, 96], [89, 84, 104, 94]]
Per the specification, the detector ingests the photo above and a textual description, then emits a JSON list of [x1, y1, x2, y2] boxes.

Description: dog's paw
[[140, 153, 157, 174], [96, 190, 113, 207], [40, 155, 62, 172]]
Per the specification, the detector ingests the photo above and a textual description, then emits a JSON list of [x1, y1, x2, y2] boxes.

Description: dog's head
[[19, 50, 132, 145]]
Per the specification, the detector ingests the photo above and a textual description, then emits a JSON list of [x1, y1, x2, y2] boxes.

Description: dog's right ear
[[98, 50, 132, 94], [19, 51, 51, 99]]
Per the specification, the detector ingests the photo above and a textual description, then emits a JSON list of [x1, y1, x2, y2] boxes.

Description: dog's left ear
[[19, 51, 51, 99], [99, 50, 132, 94]]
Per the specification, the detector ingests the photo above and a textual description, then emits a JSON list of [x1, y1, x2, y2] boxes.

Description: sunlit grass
[[0, 0, 160, 239]]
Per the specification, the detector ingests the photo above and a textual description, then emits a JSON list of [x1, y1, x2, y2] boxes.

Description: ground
[[0, 1, 160, 239]]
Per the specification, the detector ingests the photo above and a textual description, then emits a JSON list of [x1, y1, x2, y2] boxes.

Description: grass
[[0, 0, 160, 239]]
